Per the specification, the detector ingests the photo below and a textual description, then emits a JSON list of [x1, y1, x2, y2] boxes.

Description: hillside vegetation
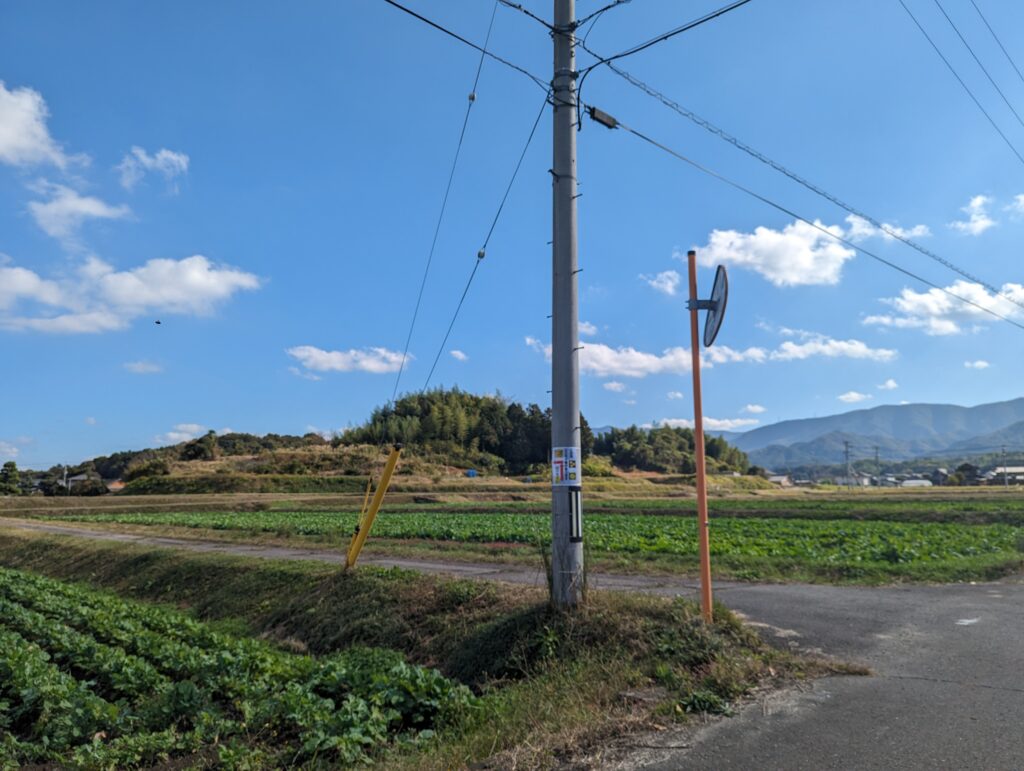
[[18, 389, 754, 495]]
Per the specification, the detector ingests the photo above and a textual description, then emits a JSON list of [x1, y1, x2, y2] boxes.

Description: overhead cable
[[579, 0, 755, 74], [389, 0, 499, 402], [931, 0, 1024, 132], [421, 93, 550, 392], [588, 58, 1024, 313], [896, 0, 1024, 168], [585, 105, 1024, 332], [381, 0, 549, 92], [969, 0, 1024, 89]]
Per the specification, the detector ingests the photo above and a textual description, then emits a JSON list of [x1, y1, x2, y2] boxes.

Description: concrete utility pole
[[549, 0, 584, 609], [874, 445, 880, 487], [1003, 445, 1009, 490], [844, 440, 852, 490]]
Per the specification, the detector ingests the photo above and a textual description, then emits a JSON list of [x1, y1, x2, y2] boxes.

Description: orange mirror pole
[[687, 249, 714, 623]]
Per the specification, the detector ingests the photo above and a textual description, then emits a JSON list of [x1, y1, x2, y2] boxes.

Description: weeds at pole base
[[0, 532, 857, 769]]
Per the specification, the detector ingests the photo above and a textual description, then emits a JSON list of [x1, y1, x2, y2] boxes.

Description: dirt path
[[4, 517, 1023, 769], [0, 517, 704, 593]]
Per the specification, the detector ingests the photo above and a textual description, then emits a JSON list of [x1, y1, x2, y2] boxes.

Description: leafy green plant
[[0, 567, 476, 768]]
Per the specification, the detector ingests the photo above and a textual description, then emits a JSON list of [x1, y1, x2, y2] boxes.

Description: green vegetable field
[[0, 567, 475, 769], [37, 509, 1023, 570]]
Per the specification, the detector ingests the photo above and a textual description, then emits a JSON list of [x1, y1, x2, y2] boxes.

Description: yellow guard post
[[345, 445, 402, 569]]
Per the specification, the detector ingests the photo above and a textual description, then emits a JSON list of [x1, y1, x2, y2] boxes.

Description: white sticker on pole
[[551, 446, 581, 486]]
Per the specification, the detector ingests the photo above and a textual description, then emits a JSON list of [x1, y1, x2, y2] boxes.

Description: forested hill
[[339, 389, 750, 474], [16, 389, 753, 494]]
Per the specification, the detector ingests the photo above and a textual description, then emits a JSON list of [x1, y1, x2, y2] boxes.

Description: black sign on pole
[[567, 485, 582, 543]]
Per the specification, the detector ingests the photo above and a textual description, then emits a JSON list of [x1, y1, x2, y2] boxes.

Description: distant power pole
[[874, 445, 880, 487], [1003, 445, 1009, 490], [550, 0, 584, 609], [844, 440, 852, 490]]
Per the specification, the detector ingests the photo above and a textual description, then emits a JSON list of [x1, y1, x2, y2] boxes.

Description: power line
[[587, 58, 1024, 313], [969, 0, 1024, 89], [576, 0, 632, 31], [389, 0, 499, 403], [585, 105, 1024, 332], [380, 0, 549, 92], [496, 0, 552, 30], [421, 93, 550, 391], [931, 0, 1024, 132], [580, 0, 755, 74], [896, 0, 1024, 168], [575, 0, 755, 124]]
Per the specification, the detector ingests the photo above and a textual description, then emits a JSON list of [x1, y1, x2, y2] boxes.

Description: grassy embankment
[[0, 531, 850, 769]]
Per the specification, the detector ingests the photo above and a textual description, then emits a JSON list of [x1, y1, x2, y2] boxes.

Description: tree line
[[4, 389, 755, 495]]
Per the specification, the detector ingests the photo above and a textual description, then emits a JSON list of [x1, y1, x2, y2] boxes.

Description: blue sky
[[3, 0, 1024, 468]]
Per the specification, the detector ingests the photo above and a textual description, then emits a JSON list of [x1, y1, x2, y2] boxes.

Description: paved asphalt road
[[2, 518, 1022, 769]]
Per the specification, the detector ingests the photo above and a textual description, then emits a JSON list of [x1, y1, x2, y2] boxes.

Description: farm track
[[3, 516, 1023, 769], [0, 517, 702, 592]]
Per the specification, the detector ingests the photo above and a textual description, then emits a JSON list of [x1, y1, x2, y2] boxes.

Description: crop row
[[43, 510, 1024, 566], [0, 567, 476, 768]]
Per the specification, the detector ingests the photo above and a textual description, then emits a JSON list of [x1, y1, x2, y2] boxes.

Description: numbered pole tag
[[568, 485, 582, 543], [551, 446, 581, 486]]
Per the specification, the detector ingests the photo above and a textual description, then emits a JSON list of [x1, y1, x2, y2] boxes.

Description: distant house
[[900, 479, 933, 488], [61, 473, 92, 490], [767, 474, 793, 487], [988, 466, 1024, 485], [104, 479, 126, 493], [834, 474, 871, 487]]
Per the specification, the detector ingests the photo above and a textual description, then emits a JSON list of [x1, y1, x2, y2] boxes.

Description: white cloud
[[639, 269, 681, 296], [0, 255, 261, 334], [667, 391, 684, 400], [864, 280, 1024, 336], [949, 195, 995, 236], [0, 441, 18, 460], [838, 391, 872, 403], [86, 255, 260, 315], [289, 366, 322, 381], [694, 219, 855, 286], [1006, 195, 1024, 216], [449, 349, 468, 362], [964, 360, 990, 369], [27, 182, 130, 243], [526, 332, 893, 378], [84, 416, 97, 426], [286, 345, 404, 374], [770, 336, 897, 362], [844, 214, 930, 242], [0, 81, 79, 168], [155, 423, 205, 445], [579, 321, 598, 336], [654, 417, 760, 431], [123, 360, 163, 375], [0, 260, 64, 310], [878, 378, 898, 390], [117, 146, 190, 191], [623, 399, 637, 405], [742, 403, 766, 413], [577, 342, 766, 378], [603, 381, 627, 392]]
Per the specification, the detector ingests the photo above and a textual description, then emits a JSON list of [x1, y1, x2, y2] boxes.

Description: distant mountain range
[[729, 398, 1024, 469], [594, 398, 1024, 469]]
